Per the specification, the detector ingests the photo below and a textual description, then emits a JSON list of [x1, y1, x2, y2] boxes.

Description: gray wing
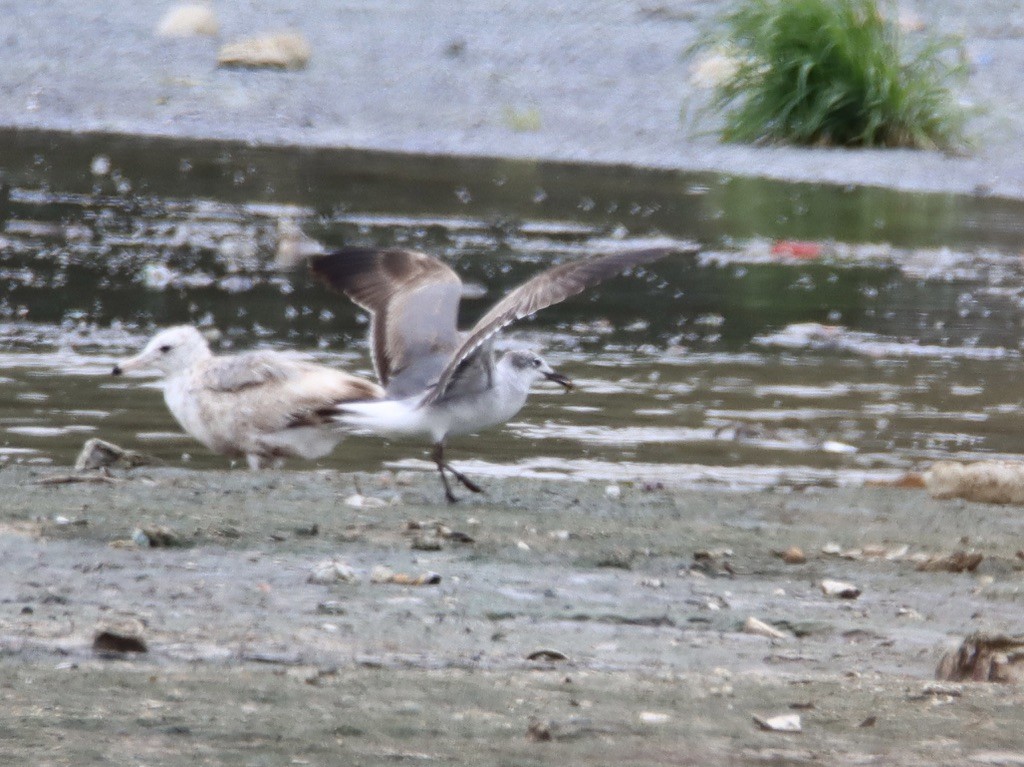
[[428, 338, 496, 405], [200, 351, 299, 392], [309, 248, 464, 398], [423, 247, 681, 406]]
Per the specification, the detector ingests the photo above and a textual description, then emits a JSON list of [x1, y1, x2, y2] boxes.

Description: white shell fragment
[[743, 616, 790, 640], [344, 494, 388, 509], [820, 579, 861, 599], [307, 559, 359, 584], [218, 32, 311, 70], [753, 713, 802, 733]]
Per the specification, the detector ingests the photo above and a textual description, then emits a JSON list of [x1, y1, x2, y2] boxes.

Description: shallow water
[[2, 129, 1024, 487]]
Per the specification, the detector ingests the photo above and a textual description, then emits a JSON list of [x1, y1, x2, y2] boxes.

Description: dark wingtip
[[308, 247, 386, 293]]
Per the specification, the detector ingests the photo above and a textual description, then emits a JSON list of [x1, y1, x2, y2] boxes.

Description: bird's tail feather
[[328, 398, 423, 436]]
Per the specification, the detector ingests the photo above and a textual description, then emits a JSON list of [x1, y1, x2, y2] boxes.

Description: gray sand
[[3, 0, 1024, 197], [3, 464, 1024, 764]]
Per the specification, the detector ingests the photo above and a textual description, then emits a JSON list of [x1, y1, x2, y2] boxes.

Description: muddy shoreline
[[3, 464, 1024, 764], [4, 1, 1024, 199]]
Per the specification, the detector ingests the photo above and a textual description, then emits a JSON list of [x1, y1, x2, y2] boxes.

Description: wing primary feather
[[422, 246, 688, 406]]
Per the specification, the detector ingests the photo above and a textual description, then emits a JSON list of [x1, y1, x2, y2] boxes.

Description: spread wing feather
[[423, 247, 679, 406], [309, 248, 464, 397]]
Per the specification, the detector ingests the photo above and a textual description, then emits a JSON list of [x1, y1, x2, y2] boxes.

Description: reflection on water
[[2, 129, 1024, 488]]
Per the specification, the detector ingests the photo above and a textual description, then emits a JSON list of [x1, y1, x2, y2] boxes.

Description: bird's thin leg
[[431, 443, 460, 504], [246, 454, 263, 471], [449, 464, 484, 494], [431, 442, 483, 495]]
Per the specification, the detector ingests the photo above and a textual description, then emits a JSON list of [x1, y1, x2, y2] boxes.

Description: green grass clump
[[705, 0, 966, 150]]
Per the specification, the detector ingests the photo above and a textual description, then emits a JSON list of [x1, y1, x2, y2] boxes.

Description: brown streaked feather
[[423, 247, 682, 406], [309, 248, 464, 395]]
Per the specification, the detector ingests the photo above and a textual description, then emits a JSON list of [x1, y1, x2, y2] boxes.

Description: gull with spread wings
[[310, 246, 683, 502]]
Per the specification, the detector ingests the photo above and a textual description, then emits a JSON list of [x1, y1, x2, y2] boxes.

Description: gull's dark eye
[[159, 344, 172, 353], [533, 358, 542, 367]]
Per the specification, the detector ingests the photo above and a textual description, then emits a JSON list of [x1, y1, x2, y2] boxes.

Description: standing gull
[[310, 246, 682, 502], [112, 325, 383, 468]]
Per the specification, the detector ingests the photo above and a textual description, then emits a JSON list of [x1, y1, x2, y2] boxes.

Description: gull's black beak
[[111, 365, 123, 376], [544, 370, 574, 391]]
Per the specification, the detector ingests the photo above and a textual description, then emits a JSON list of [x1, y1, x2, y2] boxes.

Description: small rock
[[916, 550, 984, 573], [307, 559, 359, 585], [410, 534, 443, 551], [132, 525, 184, 548], [218, 31, 311, 70], [820, 579, 861, 599], [93, 618, 147, 655], [604, 484, 621, 499], [821, 542, 842, 555], [752, 713, 801, 733], [75, 438, 157, 471], [316, 600, 347, 615], [156, 3, 219, 37], [526, 649, 569, 662], [936, 633, 1024, 683], [779, 546, 806, 565], [743, 616, 790, 640], [369, 565, 440, 586]]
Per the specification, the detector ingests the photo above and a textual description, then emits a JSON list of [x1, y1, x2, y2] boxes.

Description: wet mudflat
[[3, 464, 1024, 765]]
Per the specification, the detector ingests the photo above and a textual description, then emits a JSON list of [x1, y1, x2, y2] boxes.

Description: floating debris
[[925, 461, 1024, 505], [89, 155, 111, 176], [75, 438, 158, 471], [936, 633, 1024, 683], [752, 713, 802, 733], [156, 3, 219, 37], [308, 559, 359, 585], [743, 617, 791, 640], [820, 579, 861, 599], [770, 240, 823, 260], [218, 31, 311, 70]]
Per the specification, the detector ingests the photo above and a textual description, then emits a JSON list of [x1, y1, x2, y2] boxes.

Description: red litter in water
[[771, 240, 822, 259]]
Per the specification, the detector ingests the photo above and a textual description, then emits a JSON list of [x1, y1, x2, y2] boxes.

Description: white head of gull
[[112, 325, 383, 469], [309, 246, 688, 502]]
